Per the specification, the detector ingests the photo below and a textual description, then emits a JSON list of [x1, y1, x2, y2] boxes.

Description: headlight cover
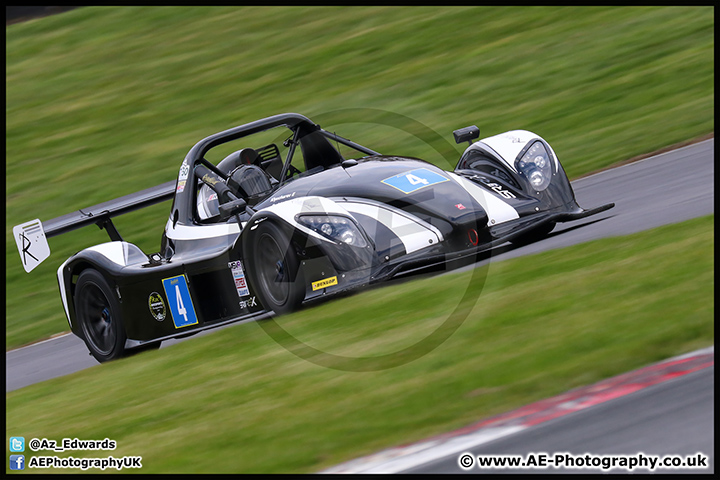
[[296, 214, 368, 248], [515, 141, 553, 192]]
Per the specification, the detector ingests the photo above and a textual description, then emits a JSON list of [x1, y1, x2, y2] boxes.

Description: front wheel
[[247, 221, 305, 315], [74, 269, 127, 363]]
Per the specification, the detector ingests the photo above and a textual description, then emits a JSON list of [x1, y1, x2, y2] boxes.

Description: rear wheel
[[74, 269, 127, 363], [248, 221, 305, 315]]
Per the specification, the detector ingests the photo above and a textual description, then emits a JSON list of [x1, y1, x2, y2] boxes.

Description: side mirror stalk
[[218, 198, 248, 220]]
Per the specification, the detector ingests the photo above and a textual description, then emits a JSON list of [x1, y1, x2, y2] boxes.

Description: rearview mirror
[[453, 125, 480, 146]]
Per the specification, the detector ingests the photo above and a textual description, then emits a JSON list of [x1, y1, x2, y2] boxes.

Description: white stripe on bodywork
[[57, 257, 72, 328], [476, 130, 537, 172], [474, 130, 559, 172], [261, 196, 357, 244], [448, 172, 519, 226], [85, 242, 127, 266], [262, 196, 441, 254], [165, 222, 242, 241], [263, 195, 347, 218], [340, 202, 441, 254]]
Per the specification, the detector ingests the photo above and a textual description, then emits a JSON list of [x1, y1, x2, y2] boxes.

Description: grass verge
[[6, 215, 713, 473]]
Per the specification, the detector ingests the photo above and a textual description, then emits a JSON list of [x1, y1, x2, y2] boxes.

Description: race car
[[13, 113, 613, 362]]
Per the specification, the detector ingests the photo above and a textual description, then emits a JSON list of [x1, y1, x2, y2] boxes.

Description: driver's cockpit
[[195, 125, 348, 224], [197, 147, 278, 221]]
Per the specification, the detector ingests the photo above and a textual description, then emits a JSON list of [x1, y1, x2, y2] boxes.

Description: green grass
[[5, 216, 714, 473], [5, 6, 714, 349]]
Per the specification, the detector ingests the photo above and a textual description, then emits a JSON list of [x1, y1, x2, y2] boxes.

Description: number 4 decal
[[175, 284, 188, 323], [406, 174, 429, 186], [382, 168, 449, 194], [162, 275, 198, 328]]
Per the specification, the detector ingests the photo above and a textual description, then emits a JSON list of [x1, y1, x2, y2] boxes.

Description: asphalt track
[[409, 363, 714, 474], [325, 348, 713, 473]]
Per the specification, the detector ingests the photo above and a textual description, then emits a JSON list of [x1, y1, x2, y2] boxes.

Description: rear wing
[[13, 180, 176, 272]]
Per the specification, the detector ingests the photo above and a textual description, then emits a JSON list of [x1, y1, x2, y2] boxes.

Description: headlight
[[516, 141, 553, 192], [297, 215, 368, 248]]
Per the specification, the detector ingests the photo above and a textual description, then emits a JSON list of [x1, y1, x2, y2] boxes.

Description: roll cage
[[37, 114, 379, 245], [173, 113, 379, 227]]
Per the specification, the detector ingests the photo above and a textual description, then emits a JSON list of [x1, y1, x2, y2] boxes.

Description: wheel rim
[[257, 233, 291, 306], [78, 282, 116, 356]]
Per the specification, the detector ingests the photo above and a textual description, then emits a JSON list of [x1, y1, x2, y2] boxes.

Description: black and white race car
[[13, 113, 613, 362]]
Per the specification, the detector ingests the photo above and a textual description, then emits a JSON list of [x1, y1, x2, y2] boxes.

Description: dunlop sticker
[[312, 276, 338, 291]]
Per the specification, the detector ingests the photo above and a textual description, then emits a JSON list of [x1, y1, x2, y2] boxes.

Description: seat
[[256, 143, 284, 180]]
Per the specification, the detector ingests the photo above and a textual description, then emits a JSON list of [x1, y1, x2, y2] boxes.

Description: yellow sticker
[[312, 276, 338, 291]]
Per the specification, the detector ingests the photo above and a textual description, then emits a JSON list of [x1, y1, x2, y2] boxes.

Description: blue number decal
[[381, 168, 449, 194], [162, 275, 198, 329]]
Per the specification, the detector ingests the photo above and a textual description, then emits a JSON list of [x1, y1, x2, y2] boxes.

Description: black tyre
[[247, 221, 305, 315], [74, 269, 127, 363], [510, 221, 556, 246]]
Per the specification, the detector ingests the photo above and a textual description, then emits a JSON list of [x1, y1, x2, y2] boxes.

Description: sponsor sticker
[[148, 292, 166, 321], [201, 174, 219, 186], [176, 180, 186, 193], [228, 261, 250, 297], [455, 203, 466, 210], [381, 168, 449, 194], [239, 296, 257, 309], [312, 276, 338, 291], [486, 182, 516, 199], [178, 159, 190, 181], [270, 191, 296, 203]]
